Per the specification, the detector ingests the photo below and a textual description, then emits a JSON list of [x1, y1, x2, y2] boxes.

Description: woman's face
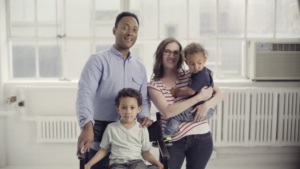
[[162, 42, 180, 70]]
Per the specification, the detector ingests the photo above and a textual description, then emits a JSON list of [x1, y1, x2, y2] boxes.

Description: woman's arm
[[148, 86, 213, 119], [191, 85, 226, 122]]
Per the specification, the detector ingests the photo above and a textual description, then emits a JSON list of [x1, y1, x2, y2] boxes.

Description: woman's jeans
[[164, 107, 215, 135], [163, 132, 213, 169]]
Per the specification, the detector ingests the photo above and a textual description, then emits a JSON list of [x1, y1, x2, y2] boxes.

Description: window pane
[[218, 40, 243, 78], [12, 42, 36, 77], [66, 0, 93, 36], [160, 0, 187, 38], [130, 0, 158, 38], [37, 0, 64, 36], [276, 0, 300, 38], [189, 0, 216, 38], [95, 0, 120, 37], [10, 0, 35, 37], [247, 0, 274, 38], [189, 40, 217, 73], [219, 0, 245, 37], [66, 41, 93, 79], [38, 42, 62, 77]]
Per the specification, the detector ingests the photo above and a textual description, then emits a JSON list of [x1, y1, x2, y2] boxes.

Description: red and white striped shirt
[[148, 70, 210, 142]]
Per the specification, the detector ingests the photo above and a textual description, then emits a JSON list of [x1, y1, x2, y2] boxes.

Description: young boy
[[85, 88, 163, 169], [164, 42, 215, 143]]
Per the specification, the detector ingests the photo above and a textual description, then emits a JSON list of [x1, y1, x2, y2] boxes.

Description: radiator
[[209, 87, 300, 147], [33, 87, 300, 146], [36, 116, 80, 142]]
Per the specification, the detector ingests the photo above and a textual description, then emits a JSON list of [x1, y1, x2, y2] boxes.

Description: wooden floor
[[1, 147, 299, 169]]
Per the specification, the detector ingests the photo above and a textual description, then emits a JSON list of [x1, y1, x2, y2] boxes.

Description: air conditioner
[[249, 42, 300, 81]]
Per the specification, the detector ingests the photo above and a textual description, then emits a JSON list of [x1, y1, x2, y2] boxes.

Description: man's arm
[[76, 54, 103, 155], [137, 67, 152, 128], [142, 151, 163, 169], [85, 148, 109, 169]]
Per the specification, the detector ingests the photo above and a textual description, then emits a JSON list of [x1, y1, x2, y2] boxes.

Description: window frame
[[5, 0, 300, 81]]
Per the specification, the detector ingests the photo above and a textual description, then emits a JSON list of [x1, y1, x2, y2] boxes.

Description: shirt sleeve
[[137, 66, 151, 120], [100, 125, 111, 149], [76, 54, 103, 128], [141, 128, 151, 151]]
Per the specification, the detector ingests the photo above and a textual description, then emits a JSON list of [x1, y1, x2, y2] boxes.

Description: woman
[[147, 38, 226, 169]]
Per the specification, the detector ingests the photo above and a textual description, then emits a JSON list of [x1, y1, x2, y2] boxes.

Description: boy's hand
[[157, 163, 164, 169], [170, 87, 180, 97], [84, 164, 91, 169]]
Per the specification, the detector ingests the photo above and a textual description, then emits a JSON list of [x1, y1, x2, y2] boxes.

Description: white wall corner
[[0, 0, 8, 167]]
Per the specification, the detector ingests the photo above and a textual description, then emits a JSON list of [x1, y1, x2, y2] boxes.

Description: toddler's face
[[116, 97, 141, 124], [185, 52, 207, 74]]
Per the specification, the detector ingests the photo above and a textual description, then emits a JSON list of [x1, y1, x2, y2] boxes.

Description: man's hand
[[138, 117, 153, 128], [77, 121, 94, 156], [191, 102, 209, 122], [170, 87, 180, 97]]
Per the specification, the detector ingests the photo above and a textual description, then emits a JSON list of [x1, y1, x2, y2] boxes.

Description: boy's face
[[185, 52, 207, 74], [116, 97, 141, 124], [113, 16, 139, 51]]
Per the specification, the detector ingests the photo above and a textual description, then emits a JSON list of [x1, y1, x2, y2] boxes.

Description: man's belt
[[93, 120, 115, 142]]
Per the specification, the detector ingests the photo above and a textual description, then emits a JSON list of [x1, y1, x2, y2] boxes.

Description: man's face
[[113, 16, 139, 51]]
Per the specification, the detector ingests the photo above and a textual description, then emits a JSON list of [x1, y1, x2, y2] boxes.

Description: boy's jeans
[[164, 107, 215, 136]]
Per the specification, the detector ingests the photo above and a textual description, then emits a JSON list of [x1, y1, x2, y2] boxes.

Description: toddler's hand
[[170, 87, 180, 97]]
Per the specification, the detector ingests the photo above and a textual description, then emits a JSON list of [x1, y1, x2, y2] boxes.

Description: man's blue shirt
[[76, 45, 151, 129]]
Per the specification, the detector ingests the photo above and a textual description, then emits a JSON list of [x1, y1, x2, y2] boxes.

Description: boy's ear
[[116, 106, 120, 114], [137, 106, 142, 114]]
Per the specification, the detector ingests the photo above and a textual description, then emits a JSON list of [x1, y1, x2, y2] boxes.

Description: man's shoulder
[[94, 48, 111, 58]]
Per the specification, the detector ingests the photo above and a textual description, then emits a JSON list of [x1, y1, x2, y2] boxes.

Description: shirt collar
[[110, 45, 132, 62]]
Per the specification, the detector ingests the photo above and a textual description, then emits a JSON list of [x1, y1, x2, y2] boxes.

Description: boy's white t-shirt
[[100, 120, 151, 165]]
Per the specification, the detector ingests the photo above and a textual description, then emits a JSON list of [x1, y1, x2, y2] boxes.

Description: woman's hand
[[191, 102, 209, 122], [196, 86, 213, 102]]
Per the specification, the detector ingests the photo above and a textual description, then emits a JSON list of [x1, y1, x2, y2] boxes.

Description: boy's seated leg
[[88, 148, 110, 169], [128, 160, 147, 169], [108, 163, 127, 169], [203, 108, 215, 121], [146, 165, 159, 169]]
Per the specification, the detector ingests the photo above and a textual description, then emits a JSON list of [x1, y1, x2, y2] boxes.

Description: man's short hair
[[115, 88, 142, 107], [115, 12, 139, 28], [183, 42, 208, 60]]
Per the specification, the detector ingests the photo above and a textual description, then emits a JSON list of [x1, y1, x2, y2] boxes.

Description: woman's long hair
[[151, 37, 185, 81]]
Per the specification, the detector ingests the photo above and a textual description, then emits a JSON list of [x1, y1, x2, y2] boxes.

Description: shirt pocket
[[132, 77, 143, 90]]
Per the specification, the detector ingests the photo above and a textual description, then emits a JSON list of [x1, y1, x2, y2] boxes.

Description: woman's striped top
[[147, 70, 210, 142]]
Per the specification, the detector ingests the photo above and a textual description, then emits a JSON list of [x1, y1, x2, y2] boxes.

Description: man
[[76, 12, 153, 169]]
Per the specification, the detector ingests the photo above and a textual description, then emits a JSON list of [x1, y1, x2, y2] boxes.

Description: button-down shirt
[[76, 45, 151, 150]]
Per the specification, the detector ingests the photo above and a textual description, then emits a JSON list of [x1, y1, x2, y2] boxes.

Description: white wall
[[0, 0, 8, 167]]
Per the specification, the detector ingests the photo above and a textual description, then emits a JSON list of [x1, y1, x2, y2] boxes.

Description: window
[[6, 0, 300, 80]]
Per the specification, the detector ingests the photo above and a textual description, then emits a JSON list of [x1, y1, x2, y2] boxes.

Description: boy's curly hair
[[115, 88, 142, 107]]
